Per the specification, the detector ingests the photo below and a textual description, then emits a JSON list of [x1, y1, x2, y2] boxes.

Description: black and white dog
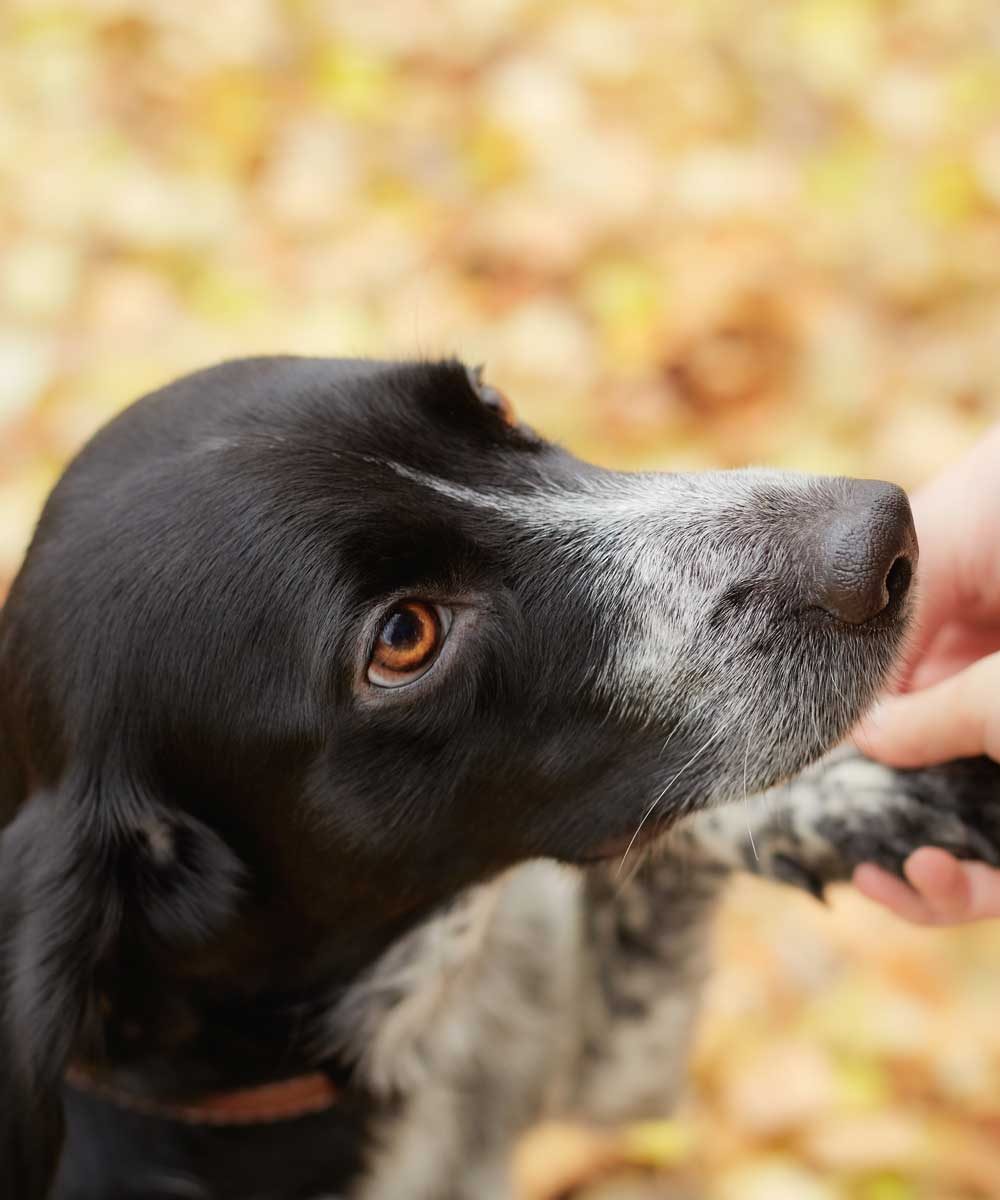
[[1, 356, 998, 1199]]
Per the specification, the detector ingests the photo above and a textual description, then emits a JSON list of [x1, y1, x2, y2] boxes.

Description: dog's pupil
[[384, 608, 421, 649]]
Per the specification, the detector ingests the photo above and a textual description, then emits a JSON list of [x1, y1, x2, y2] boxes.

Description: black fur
[[1, 355, 995, 1199]]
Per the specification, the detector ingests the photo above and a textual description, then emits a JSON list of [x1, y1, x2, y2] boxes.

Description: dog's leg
[[673, 748, 1000, 896], [571, 853, 728, 1122], [572, 749, 1000, 1123]]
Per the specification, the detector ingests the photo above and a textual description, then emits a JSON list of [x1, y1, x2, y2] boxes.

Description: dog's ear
[[0, 788, 111, 1197], [0, 775, 246, 1198]]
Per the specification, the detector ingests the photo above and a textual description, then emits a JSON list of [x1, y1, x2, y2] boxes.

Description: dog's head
[[0, 356, 915, 1190]]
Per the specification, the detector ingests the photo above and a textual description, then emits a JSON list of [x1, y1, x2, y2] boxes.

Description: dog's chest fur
[[324, 853, 722, 1199]]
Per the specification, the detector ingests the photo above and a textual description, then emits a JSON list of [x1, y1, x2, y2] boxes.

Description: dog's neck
[[77, 885, 457, 1103], [79, 983, 342, 1102]]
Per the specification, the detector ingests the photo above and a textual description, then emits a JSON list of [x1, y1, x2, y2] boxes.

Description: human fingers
[[906, 622, 1000, 691], [895, 424, 1000, 684], [854, 850, 1000, 925], [854, 649, 1000, 768], [903, 847, 1000, 921], [852, 862, 939, 924]]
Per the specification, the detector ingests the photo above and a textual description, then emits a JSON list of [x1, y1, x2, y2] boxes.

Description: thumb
[[854, 649, 1000, 768]]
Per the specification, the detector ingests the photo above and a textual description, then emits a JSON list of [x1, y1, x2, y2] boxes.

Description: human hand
[[853, 423, 1000, 922], [854, 847, 1000, 924]]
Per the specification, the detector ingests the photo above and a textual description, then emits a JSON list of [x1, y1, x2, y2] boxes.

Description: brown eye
[[367, 602, 450, 688]]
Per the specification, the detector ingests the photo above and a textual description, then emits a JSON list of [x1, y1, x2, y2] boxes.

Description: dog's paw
[[676, 751, 1000, 901], [757, 753, 1000, 900]]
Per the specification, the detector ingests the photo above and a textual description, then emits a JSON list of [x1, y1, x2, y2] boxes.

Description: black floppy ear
[[0, 789, 114, 1198], [0, 778, 245, 1198]]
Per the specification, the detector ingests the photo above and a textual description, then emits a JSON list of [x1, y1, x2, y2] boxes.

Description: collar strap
[[65, 1063, 339, 1126]]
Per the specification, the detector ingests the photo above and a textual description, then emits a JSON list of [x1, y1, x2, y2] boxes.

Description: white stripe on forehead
[[381, 460, 814, 531], [382, 462, 512, 514]]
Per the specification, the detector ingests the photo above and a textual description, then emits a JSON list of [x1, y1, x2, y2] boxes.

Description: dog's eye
[[367, 602, 451, 688], [470, 365, 516, 427]]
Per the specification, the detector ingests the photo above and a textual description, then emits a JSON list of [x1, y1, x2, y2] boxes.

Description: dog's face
[[0, 356, 915, 1192]]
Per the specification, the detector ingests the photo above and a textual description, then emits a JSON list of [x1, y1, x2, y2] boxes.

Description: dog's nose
[[809, 480, 917, 624]]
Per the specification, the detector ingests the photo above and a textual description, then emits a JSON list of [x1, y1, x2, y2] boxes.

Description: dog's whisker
[[809, 704, 825, 751], [742, 709, 759, 862], [604, 691, 720, 829], [657, 690, 717, 760], [616, 718, 735, 879]]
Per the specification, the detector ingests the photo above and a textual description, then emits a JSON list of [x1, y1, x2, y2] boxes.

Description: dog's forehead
[[366, 360, 547, 464], [299, 359, 564, 503], [326, 358, 507, 436]]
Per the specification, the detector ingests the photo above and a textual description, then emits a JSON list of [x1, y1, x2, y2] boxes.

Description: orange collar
[[65, 1063, 339, 1126]]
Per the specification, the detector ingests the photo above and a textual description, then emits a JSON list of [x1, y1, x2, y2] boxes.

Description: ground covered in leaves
[[2, 1, 1000, 1196]]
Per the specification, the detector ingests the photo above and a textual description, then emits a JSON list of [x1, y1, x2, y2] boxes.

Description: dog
[[2, 355, 998, 1200]]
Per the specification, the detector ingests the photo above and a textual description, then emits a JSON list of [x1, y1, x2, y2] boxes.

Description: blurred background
[[2, 1, 1000, 1196]]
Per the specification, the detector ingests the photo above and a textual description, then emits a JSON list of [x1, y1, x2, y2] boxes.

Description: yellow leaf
[[620, 1119, 694, 1168]]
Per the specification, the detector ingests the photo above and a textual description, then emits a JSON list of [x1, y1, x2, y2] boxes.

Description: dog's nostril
[[810, 480, 917, 625], [884, 555, 912, 608]]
